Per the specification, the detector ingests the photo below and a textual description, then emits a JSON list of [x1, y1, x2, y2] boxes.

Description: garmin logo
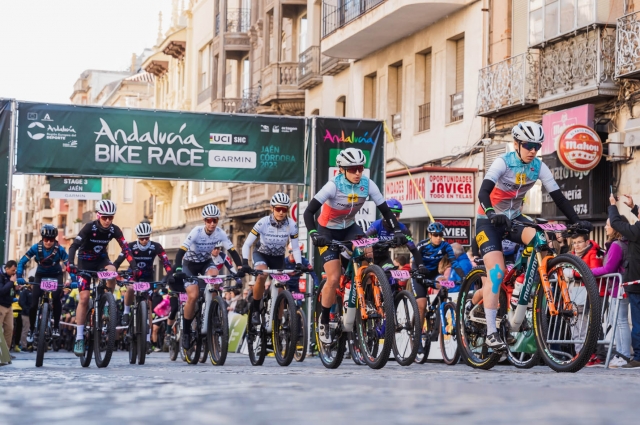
[[208, 150, 256, 169]]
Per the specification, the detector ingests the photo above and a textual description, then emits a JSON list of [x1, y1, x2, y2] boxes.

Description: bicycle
[[246, 269, 301, 367], [168, 291, 188, 362], [414, 277, 460, 366], [181, 274, 235, 366], [291, 291, 309, 362], [457, 221, 601, 372], [31, 278, 61, 367], [76, 269, 120, 368], [313, 238, 395, 370]]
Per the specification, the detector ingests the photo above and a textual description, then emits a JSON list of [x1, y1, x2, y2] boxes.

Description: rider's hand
[[241, 259, 252, 273], [417, 265, 428, 276], [487, 210, 510, 228], [575, 220, 593, 234], [393, 230, 408, 246], [623, 194, 635, 209], [234, 270, 246, 279], [17, 277, 25, 285], [310, 232, 329, 247], [294, 263, 304, 272], [67, 264, 77, 274]]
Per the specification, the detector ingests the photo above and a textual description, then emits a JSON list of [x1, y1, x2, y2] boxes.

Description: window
[[529, 0, 594, 45], [388, 62, 403, 137], [199, 44, 211, 92], [364, 73, 377, 119], [242, 57, 250, 93], [299, 15, 308, 55], [336, 96, 346, 117], [416, 50, 432, 132], [123, 179, 134, 203], [449, 37, 464, 123]]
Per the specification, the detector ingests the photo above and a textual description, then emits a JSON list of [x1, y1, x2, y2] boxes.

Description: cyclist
[[67, 200, 139, 356], [241, 193, 303, 326], [283, 243, 318, 296], [16, 224, 69, 342], [113, 222, 173, 351], [172, 204, 245, 349], [302, 147, 407, 344], [475, 121, 592, 350]]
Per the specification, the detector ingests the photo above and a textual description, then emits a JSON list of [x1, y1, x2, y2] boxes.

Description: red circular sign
[[557, 125, 602, 172]]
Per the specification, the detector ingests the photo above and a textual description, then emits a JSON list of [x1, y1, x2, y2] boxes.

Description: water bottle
[[343, 281, 356, 332], [510, 274, 525, 308]]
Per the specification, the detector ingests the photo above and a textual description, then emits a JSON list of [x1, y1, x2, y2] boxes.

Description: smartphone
[[611, 185, 619, 201]]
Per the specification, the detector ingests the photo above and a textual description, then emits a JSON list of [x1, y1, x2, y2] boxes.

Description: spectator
[[234, 287, 250, 315], [608, 193, 640, 368], [18, 283, 32, 349], [571, 233, 604, 269], [587, 216, 631, 368], [446, 243, 474, 293], [393, 255, 411, 288], [0, 260, 18, 357], [555, 231, 571, 254]]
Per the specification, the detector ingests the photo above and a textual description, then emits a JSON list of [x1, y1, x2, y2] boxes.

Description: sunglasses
[[100, 215, 114, 221], [205, 218, 219, 224], [431, 233, 444, 237], [138, 237, 149, 242], [273, 206, 289, 213], [520, 142, 541, 151], [43, 237, 56, 243], [344, 165, 364, 174]]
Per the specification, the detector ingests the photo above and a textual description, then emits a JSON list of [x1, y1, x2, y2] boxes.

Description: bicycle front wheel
[[35, 303, 49, 367], [440, 301, 460, 365], [207, 295, 229, 366], [355, 265, 395, 369], [392, 290, 420, 366], [137, 301, 148, 365], [169, 311, 180, 361], [273, 291, 298, 367], [294, 308, 307, 362], [79, 308, 93, 368], [247, 301, 266, 366], [314, 279, 346, 369], [183, 315, 202, 365], [533, 254, 601, 372], [94, 292, 117, 368]]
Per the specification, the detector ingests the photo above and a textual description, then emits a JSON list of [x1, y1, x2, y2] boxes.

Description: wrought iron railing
[[227, 8, 250, 33], [322, 0, 386, 38], [418, 102, 430, 132], [476, 51, 539, 116], [616, 12, 640, 79]]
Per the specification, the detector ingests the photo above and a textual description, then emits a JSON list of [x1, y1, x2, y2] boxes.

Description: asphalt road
[[1, 351, 638, 425]]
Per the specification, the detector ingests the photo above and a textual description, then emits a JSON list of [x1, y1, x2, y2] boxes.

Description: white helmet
[[270, 192, 291, 207], [356, 219, 372, 232], [512, 121, 544, 144], [202, 204, 220, 218], [135, 222, 152, 237], [213, 240, 224, 249], [96, 199, 117, 215], [336, 148, 366, 167]]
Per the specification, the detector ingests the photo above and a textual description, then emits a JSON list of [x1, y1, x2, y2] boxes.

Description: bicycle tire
[[272, 291, 298, 367], [207, 295, 229, 366], [392, 290, 420, 366], [294, 308, 307, 362], [355, 265, 395, 369], [533, 254, 601, 373], [183, 315, 202, 365], [169, 311, 180, 361], [35, 302, 49, 367], [415, 309, 435, 364], [137, 301, 148, 365], [456, 267, 503, 370], [247, 300, 267, 366], [199, 345, 208, 363], [79, 308, 93, 368], [128, 321, 137, 365], [440, 301, 460, 365], [94, 292, 117, 368], [348, 332, 366, 365], [314, 279, 346, 369]]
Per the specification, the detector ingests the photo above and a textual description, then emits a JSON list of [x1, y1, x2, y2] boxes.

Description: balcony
[[616, 12, 640, 79], [259, 62, 305, 115], [211, 87, 261, 114], [216, 8, 251, 51], [298, 46, 323, 90], [476, 51, 539, 117], [212, 98, 243, 113], [538, 26, 617, 110], [227, 184, 279, 217], [321, 0, 472, 59], [321, 54, 350, 76]]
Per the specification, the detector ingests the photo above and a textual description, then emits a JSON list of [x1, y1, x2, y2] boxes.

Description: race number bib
[[40, 279, 58, 291], [133, 282, 150, 292], [390, 270, 410, 280], [97, 271, 118, 280], [271, 274, 290, 282]]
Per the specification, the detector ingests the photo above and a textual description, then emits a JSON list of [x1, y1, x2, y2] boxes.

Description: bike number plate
[[538, 223, 567, 231], [204, 278, 224, 285], [352, 238, 378, 248], [291, 293, 304, 301], [40, 279, 58, 291], [271, 274, 290, 282], [133, 282, 150, 292], [97, 271, 118, 279], [439, 280, 456, 289], [390, 270, 410, 280], [179, 293, 188, 303]]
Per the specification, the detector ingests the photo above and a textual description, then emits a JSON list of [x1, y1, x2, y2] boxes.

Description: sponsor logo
[[27, 112, 38, 121], [476, 231, 489, 247], [210, 133, 232, 145], [137, 261, 147, 269], [93, 246, 103, 253], [27, 122, 45, 140], [42, 114, 53, 122], [323, 130, 375, 144], [558, 125, 602, 172], [272, 125, 280, 133], [260, 125, 270, 133], [281, 126, 298, 133], [208, 150, 256, 169], [515, 173, 526, 185]]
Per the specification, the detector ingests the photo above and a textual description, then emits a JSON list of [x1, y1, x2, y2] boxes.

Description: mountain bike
[[76, 270, 119, 368], [457, 221, 601, 372], [291, 291, 308, 362], [168, 291, 188, 361], [413, 278, 460, 365], [313, 238, 395, 370], [246, 269, 301, 367], [31, 278, 61, 367], [181, 274, 235, 366]]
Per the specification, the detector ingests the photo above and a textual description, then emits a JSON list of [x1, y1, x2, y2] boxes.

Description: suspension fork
[[355, 264, 370, 320], [537, 253, 563, 316]]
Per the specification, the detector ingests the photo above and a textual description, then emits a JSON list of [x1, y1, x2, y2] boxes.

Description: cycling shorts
[[474, 216, 533, 257], [411, 270, 440, 299], [183, 259, 214, 288], [77, 258, 113, 291], [316, 224, 364, 266], [252, 251, 284, 269]]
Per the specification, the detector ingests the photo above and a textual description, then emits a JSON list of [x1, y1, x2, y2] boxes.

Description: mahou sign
[[557, 125, 603, 172], [385, 171, 475, 204]]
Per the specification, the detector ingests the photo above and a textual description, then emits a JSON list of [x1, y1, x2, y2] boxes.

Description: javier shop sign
[[385, 170, 475, 204], [557, 125, 603, 172], [435, 218, 472, 245]]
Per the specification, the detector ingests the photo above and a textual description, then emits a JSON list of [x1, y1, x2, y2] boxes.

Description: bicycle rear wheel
[[314, 279, 346, 369], [137, 301, 148, 365], [128, 321, 137, 364], [294, 308, 307, 362], [533, 254, 601, 372], [183, 315, 202, 365], [94, 292, 117, 368], [348, 332, 366, 365], [273, 291, 298, 367], [207, 295, 229, 366], [440, 301, 460, 365], [35, 303, 49, 367], [415, 308, 436, 364], [79, 308, 93, 367], [392, 290, 420, 366], [169, 311, 181, 361], [355, 265, 395, 369], [247, 302, 267, 366]]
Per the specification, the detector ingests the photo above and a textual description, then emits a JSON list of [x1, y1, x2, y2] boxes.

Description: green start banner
[[0, 100, 12, 263], [15, 102, 306, 184], [49, 177, 102, 200]]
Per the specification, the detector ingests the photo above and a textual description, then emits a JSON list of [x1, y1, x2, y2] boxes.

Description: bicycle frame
[[191, 275, 234, 335]]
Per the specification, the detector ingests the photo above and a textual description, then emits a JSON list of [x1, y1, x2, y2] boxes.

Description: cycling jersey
[[416, 239, 456, 273], [211, 252, 237, 274], [181, 226, 234, 263], [68, 220, 135, 266], [314, 174, 385, 229], [113, 240, 172, 279], [242, 215, 302, 264], [477, 151, 559, 220], [17, 242, 69, 277]]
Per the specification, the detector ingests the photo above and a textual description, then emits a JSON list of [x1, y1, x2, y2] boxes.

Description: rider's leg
[[104, 264, 118, 292], [320, 259, 341, 324], [28, 281, 43, 331], [75, 288, 90, 340], [124, 287, 134, 315], [167, 296, 178, 329], [252, 264, 268, 309], [51, 279, 63, 329], [183, 284, 199, 320]]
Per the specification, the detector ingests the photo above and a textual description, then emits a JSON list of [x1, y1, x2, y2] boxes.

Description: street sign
[[49, 177, 102, 200], [434, 218, 472, 246], [290, 201, 298, 223]]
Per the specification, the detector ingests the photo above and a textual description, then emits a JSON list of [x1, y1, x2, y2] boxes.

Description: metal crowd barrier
[[546, 271, 623, 369]]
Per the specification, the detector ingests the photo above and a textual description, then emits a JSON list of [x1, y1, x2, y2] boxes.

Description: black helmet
[[41, 224, 58, 239]]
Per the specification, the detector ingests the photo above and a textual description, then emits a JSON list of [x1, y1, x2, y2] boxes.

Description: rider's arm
[[538, 163, 580, 223], [114, 227, 137, 269], [112, 251, 126, 269], [303, 181, 338, 233], [17, 245, 37, 277], [174, 247, 187, 270], [155, 243, 173, 275], [68, 223, 92, 265], [220, 229, 243, 267], [478, 157, 508, 214], [59, 246, 69, 268], [242, 228, 259, 260], [289, 224, 303, 264], [223, 254, 238, 274]]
